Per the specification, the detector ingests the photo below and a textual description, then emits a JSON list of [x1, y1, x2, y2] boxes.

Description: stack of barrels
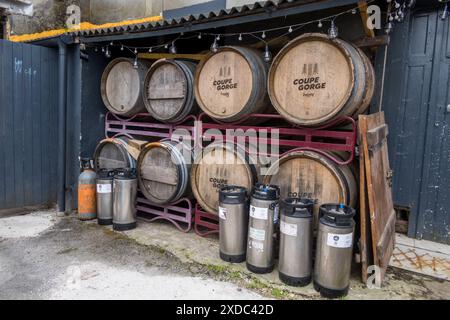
[[95, 32, 374, 213]]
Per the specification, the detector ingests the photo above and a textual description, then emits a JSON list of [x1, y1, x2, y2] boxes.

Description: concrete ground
[[0, 209, 449, 300]]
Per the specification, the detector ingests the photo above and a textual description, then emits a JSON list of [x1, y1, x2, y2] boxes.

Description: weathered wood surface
[[359, 112, 396, 284], [263, 150, 357, 228], [268, 33, 375, 126], [100, 58, 150, 117], [194, 46, 270, 122], [143, 59, 198, 123], [138, 141, 191, 205], [190, 143, 257, 214], [94, 138, 135, 170]]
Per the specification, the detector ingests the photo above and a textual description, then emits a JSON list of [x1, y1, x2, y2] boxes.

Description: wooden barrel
[[143, 59, 198, 123], [190, 142, 258, 214], [100, 58, 150, 117], [262, 150, 357, 227], [268, 33, 375, 126], [137, 140, 191, 204], [194, 46, 271, 122], [93, 137, 136, 171]]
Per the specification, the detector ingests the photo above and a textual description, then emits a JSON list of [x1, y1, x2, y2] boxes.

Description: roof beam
[[81, 0, 360, 43]]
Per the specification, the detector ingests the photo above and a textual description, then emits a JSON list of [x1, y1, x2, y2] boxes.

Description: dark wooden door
[[0, 40, 58, 211]]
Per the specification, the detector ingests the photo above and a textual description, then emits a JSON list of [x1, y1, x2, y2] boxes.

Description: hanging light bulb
[[216, 35, 220, 41], [198, 33, 202, 39], [133, 57, 138, 69], [328, 20, 338, 39], [169, 41, 177, 54], [441, 3, 449, 20], [238, 33, 243, 41], [394, 1, 400, 9], [210, 38, 219, 53], [318, 20, 323, 28], [105, 46, 111, 58], [351, 9, 357, 14], [261, 31, 266, 39], [288, 26, 293, 33], [101, 47, 105, 53], [148, 47, 152, 53], [134, 48, 137, 54], [94, 47, 98, 52], [385, 21, 394, 34], [263, 44, 272, 63], [164, 44, 169, 49], [110, 41, 113, 46], [120, 45, 124, 51], [408, 0, 416, 9]]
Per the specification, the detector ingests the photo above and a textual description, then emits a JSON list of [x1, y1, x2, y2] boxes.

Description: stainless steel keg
[[219, 186, 248, 263], [278, 198, 314, 287], [246, 184, 280, 274], [96, 169, 115, 225], [314, 203, 356, 298], [113, 168, 138, 231]]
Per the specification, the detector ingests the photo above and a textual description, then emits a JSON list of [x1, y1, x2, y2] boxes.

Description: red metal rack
[[193, 113, 358, 236], [105, 112, 196, 232]]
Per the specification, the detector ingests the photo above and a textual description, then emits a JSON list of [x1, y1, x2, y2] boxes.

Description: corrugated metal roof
[[72, 0, 323, 38]]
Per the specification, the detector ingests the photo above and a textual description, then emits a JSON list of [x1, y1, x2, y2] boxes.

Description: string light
[[88, 1, 413, 55]]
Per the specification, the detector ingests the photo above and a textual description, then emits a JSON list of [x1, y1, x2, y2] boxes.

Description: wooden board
[[359, 112, 396, 283], [359, 125, 374, 283], [263, 150, 357, 229]]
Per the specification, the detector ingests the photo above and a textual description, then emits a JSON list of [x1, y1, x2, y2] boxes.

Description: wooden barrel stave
[[101, 58, 150, 117], [137, 140, 191, 204], [194, 46, 271, 123], [143, 59, 198, 123]]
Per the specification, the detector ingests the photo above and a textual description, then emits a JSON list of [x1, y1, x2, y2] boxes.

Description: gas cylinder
[[278, 198, 314, 287], [314, 203, 356, 298], [78, 158, 97, 220], [246, 184, 280, 274], [96, 169, 115, 225], [219, 186, 248, 263]]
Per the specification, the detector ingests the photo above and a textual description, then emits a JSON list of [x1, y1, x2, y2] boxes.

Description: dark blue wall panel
[[0, 40, 58, 210]]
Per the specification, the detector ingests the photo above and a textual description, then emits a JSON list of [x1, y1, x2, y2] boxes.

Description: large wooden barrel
[[143, 59, 198, 123], [268, 33, 375, 126], [93, 137, 136, 171], [191, 143, 258, 214], [137, 140, 191, 204], [262, 150, 357, 227], [194, 46, 271, 122], [101, 58, 150, 117]]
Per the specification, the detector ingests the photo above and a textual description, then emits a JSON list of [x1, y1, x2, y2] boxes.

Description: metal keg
[[278, 198, 314, 287], [314, 203, 356, 298], [246, 184, 280, 274], [219, 186, 248, 263], [113, 168, 138, 231], [96, 169, 115, 225]]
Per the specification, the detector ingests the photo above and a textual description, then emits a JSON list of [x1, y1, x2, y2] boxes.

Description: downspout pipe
[[57, 38, 67, 215]]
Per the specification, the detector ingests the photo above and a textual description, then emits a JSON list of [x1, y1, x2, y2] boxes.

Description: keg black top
[[319, 203, 355, 227], [97, 168, 115, 180], [114, 168, 137, 180], [219, 186, 247, 204], [281, 198, 314, 218], [251, 184, 280, 201]]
